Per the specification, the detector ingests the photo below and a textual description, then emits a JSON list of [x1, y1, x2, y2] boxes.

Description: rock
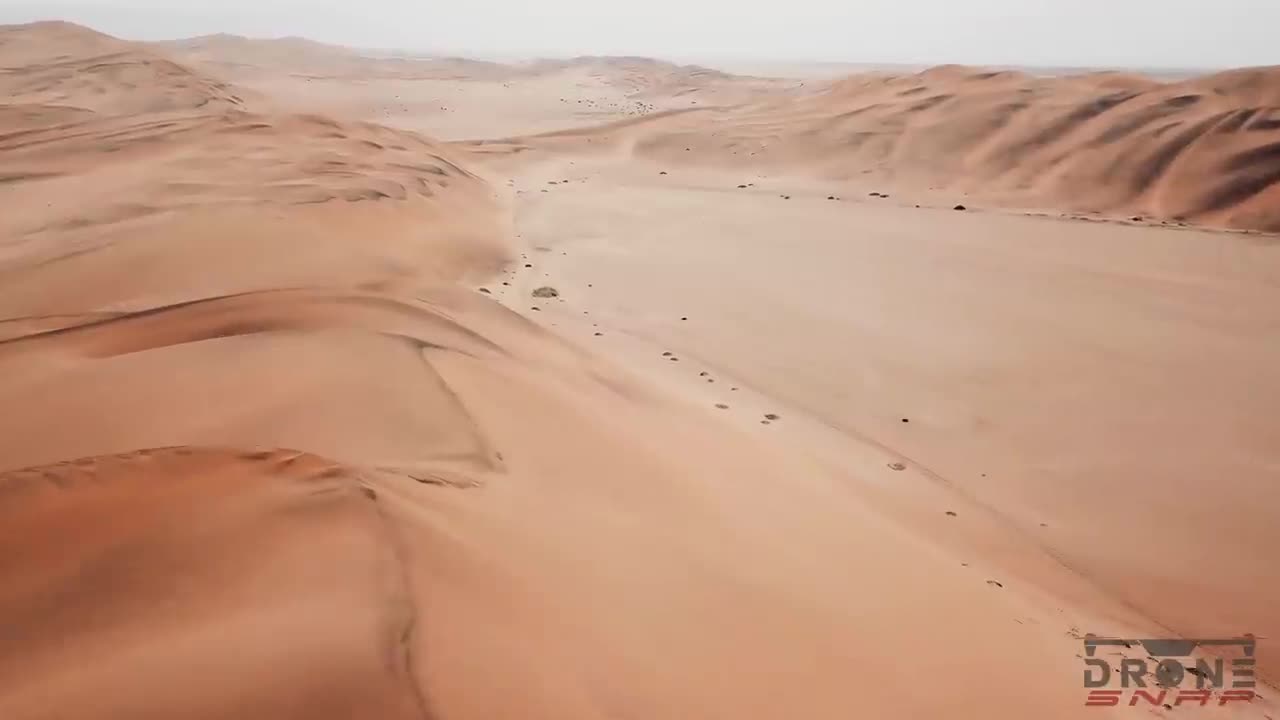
[[763, 413, 780, 421], [986, 580, 1004, 588], [888, 462, 907, 471], [478, 288, 491, 294], [699, 372, 709, 377], [524, 263, 533, 268], [953, 204, 967, 211], [737, 184, 748, 189], [901, 418, 910, 423], [662, 351, 673, 357], [945, 511, 957, 517], [715, 403, 729, 410], [827, 195, 836, 200], [530, 307, 540, 312], [659, 171, 668, 175], [532, 286, 559, 299]]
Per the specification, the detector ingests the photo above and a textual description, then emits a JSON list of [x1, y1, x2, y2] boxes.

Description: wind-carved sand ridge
[[2, 19, 1279, 720]]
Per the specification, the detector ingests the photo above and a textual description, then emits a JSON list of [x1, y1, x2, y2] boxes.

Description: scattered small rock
[[699, 371, 709, 377], [945, 511, 957, 517], [502, 281, 510, 286], [662, 351, 673, 357], [532, 286, 559, 299], [715, 403, 730, 410], [986, 580, 1004, 588], [659, 171, 668, 175], [869, 192, 881, 197], [763, 413, 779, 421], [761, 420, 771, 425], [594, 332, 603, 336], [669, 357, 679, 362], [1131, 216, 1143, 222], [524, 263, 533, 268], [888, 462, 907, 471]]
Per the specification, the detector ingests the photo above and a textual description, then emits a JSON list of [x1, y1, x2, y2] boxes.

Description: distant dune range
[[4, 19, 1280, 720]]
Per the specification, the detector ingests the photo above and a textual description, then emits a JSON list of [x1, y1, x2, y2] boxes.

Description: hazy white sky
[[1, 0, 1276, 69]]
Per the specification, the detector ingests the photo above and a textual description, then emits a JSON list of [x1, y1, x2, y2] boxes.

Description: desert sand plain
[[2, 19, 1279, 719]]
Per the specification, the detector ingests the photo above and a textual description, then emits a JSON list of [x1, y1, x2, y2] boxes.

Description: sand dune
[[481, 63, 1280, 230], [1, 22, 505, 319], [1, 21, 247, 117], [3, 19, 1279, 719]]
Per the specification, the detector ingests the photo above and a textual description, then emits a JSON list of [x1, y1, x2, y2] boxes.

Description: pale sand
[[1, 20, 1278, 719]]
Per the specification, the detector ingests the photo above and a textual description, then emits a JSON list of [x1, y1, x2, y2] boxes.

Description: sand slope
[[0, 21, 246, 119], [0, 448, 431, 720]]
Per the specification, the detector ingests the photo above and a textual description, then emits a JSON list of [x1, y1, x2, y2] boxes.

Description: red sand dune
[[487, 63, 1280, 230]]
